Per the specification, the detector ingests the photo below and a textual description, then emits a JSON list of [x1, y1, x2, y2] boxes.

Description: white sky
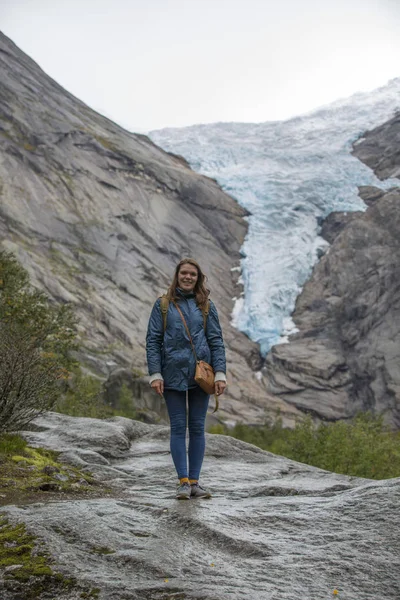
[[1, 0, 399, 132]]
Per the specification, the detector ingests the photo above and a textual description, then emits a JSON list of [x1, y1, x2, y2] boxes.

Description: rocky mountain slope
[[0, 32, 297, 424], [264, 112, 400, 426], [1, 412, 399, 599]]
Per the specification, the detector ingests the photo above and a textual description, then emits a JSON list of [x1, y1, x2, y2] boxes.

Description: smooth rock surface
[[264, 114, 400, 427], [1, 412, 399, 599], [0, 32, 296, 425]]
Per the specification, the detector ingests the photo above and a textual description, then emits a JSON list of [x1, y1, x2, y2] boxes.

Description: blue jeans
[[164, 386, 209, 480]]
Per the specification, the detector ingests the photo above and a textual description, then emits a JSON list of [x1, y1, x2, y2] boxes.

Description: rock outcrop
[[264, 114, 400, 427], [352, 111, 400, 179], [0, 32, 298, 424], [1, 412, 399, 599]]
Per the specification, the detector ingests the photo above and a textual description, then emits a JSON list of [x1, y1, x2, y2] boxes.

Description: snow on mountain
[[150, 79, 400, 355]]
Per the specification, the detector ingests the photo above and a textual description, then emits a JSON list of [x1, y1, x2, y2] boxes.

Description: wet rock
[[0, 413, 397, 600], [22, 412, 152, 459]]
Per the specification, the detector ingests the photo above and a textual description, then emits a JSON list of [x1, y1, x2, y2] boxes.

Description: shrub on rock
[[0, 250, 78, 432]]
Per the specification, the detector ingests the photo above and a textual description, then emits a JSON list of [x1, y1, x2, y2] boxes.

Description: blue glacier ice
[[150, 79, 400, 355]]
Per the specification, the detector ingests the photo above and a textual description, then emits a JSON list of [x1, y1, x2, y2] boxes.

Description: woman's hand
[[151, 379, 164, 396], [215, 381, 226, 396]]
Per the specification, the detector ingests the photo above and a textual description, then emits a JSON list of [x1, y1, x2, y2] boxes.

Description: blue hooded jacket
[[146, 289, 226, 390]]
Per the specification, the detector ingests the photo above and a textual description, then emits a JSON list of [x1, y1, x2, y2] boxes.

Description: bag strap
[[172, 301, 198, 363]]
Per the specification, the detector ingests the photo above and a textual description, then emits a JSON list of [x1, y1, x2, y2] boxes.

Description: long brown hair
[[166, 258, 210, 310]]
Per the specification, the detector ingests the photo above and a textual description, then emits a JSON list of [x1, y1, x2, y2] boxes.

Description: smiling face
[[177, 262, 199, 293]]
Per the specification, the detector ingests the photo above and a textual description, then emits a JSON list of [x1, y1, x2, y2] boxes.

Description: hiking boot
[[176, 482, 191, 500], [190, 483, 212, 499]]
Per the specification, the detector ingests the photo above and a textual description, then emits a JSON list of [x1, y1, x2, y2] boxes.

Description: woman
[[146, 258, 227, 499]]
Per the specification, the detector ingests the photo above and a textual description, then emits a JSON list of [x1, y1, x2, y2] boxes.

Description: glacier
[[150, 79, 400, 355]]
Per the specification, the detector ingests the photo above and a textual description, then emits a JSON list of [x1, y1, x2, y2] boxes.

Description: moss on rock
[[0, 433, 109, 506], [0, 515, 103, 598]]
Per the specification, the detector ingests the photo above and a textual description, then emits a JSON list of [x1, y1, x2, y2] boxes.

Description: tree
[[0, 250, 78, 432]]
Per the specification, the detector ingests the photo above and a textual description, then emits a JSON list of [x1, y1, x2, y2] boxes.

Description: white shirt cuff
[[214, 371, 226, 383], [149, 373, 164, 385]]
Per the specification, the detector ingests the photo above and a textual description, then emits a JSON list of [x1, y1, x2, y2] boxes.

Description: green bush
[[113, 383, 137, 419], [55, 369, 113, 419], [0, 250, 78, 432], [56, 372, 138, 421], [210, 412, 400, 479], [0, 433, 28, 456]]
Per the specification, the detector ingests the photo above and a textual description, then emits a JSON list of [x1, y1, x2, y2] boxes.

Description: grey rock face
[[0, 32, 296, 424], [352, 111, 400, 179], [264, 113, 400, 427], [319, 210, 362, 244], [1, 412, 399, 600], [357, 185, 387, 206]]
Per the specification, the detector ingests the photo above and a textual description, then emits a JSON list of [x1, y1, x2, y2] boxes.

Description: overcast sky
[[1, 0, 399, 132]]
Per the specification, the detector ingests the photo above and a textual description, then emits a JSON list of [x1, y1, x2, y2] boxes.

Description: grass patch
[[0, 434, 27, 456], [210, 412, 400, 479]]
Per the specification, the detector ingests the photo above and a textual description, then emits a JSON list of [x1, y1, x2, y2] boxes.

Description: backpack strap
[[159, 295, 169, 332], [203, 299, 211, 331]]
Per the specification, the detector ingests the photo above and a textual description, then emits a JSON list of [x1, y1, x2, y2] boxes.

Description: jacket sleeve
[[206, 301, 226, 373], [146, 299, 164, 376]]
